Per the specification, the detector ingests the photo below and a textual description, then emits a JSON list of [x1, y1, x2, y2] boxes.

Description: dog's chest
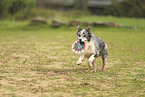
[[83, 41, 95, 58]]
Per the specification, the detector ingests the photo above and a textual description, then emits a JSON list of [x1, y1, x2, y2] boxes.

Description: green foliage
[[4, 8, 90, 20], [0, 0, 8, 18], [0, 0, 35, 19], [8, 0, 35, 15], [105, 0, 145, 18], [74, 0, 88, 10], [0, 0, 5, 14]]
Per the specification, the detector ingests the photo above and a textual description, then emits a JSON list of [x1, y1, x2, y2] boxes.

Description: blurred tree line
[[74, 0, 88, 10], [0, 0, 145, 20], [105, 0, 145, 18], [0, 0, 35, 19]]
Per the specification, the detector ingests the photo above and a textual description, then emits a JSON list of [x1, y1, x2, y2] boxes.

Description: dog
[[76, 25, 108, 72]]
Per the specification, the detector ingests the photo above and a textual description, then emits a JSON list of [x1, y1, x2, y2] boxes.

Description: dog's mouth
[[79, 39, 83, 44], [79, 41, 85, 45], [80, 41, 84, 45]]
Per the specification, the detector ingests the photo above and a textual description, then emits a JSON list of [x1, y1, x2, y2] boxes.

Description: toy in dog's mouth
[[72, 40, 86, 54]]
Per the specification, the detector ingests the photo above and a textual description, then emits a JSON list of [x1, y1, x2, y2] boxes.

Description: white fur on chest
[[83, 40, 95, 58]]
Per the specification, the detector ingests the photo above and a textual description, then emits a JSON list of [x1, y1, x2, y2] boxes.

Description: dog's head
[[77, 25, 92, 43]]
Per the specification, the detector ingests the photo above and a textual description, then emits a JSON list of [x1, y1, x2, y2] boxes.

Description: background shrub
[[0, 0, 35, 20], [0, 0, 8, 19], [105, 0, 145, 18], [8, 0, 35, 15]]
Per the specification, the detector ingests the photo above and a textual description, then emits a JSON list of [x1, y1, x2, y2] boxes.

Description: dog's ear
[[86, 26, 91, 32], [86, 26, 92, 41], [77, 25, 82, 32]]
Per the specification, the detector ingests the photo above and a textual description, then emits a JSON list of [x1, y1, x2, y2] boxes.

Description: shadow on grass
[[33, 66, 102, 76]]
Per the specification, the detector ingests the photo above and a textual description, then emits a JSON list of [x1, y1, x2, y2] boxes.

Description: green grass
[[0, 16, 145, 97]]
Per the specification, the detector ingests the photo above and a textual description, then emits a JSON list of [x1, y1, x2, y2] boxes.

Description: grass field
[[0, 16, 145, 97]]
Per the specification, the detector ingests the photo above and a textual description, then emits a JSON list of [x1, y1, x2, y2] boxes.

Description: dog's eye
[[79, 35, 81, 37], [83, 35, 86, 37]]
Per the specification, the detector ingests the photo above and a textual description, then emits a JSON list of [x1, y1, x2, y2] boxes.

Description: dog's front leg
[[77, 54, 84, 65], [88, 55, 96, 72]]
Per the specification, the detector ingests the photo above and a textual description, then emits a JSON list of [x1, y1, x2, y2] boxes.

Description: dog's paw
[[88, 64, 92, 68], [77, 62, 81, 65], [77, 63, 81, 65]]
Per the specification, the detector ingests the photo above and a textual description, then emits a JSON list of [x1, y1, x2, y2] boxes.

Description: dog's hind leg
[[101, 43, 108, 70], [102, 55, 107, 71], [92, 60, 96, 72]]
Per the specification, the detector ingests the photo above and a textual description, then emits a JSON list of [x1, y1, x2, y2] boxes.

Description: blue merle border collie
[[76, 25, 108, 72]]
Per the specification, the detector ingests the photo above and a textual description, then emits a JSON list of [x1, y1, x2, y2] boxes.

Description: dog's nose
[[79, 39, 82, 42]]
